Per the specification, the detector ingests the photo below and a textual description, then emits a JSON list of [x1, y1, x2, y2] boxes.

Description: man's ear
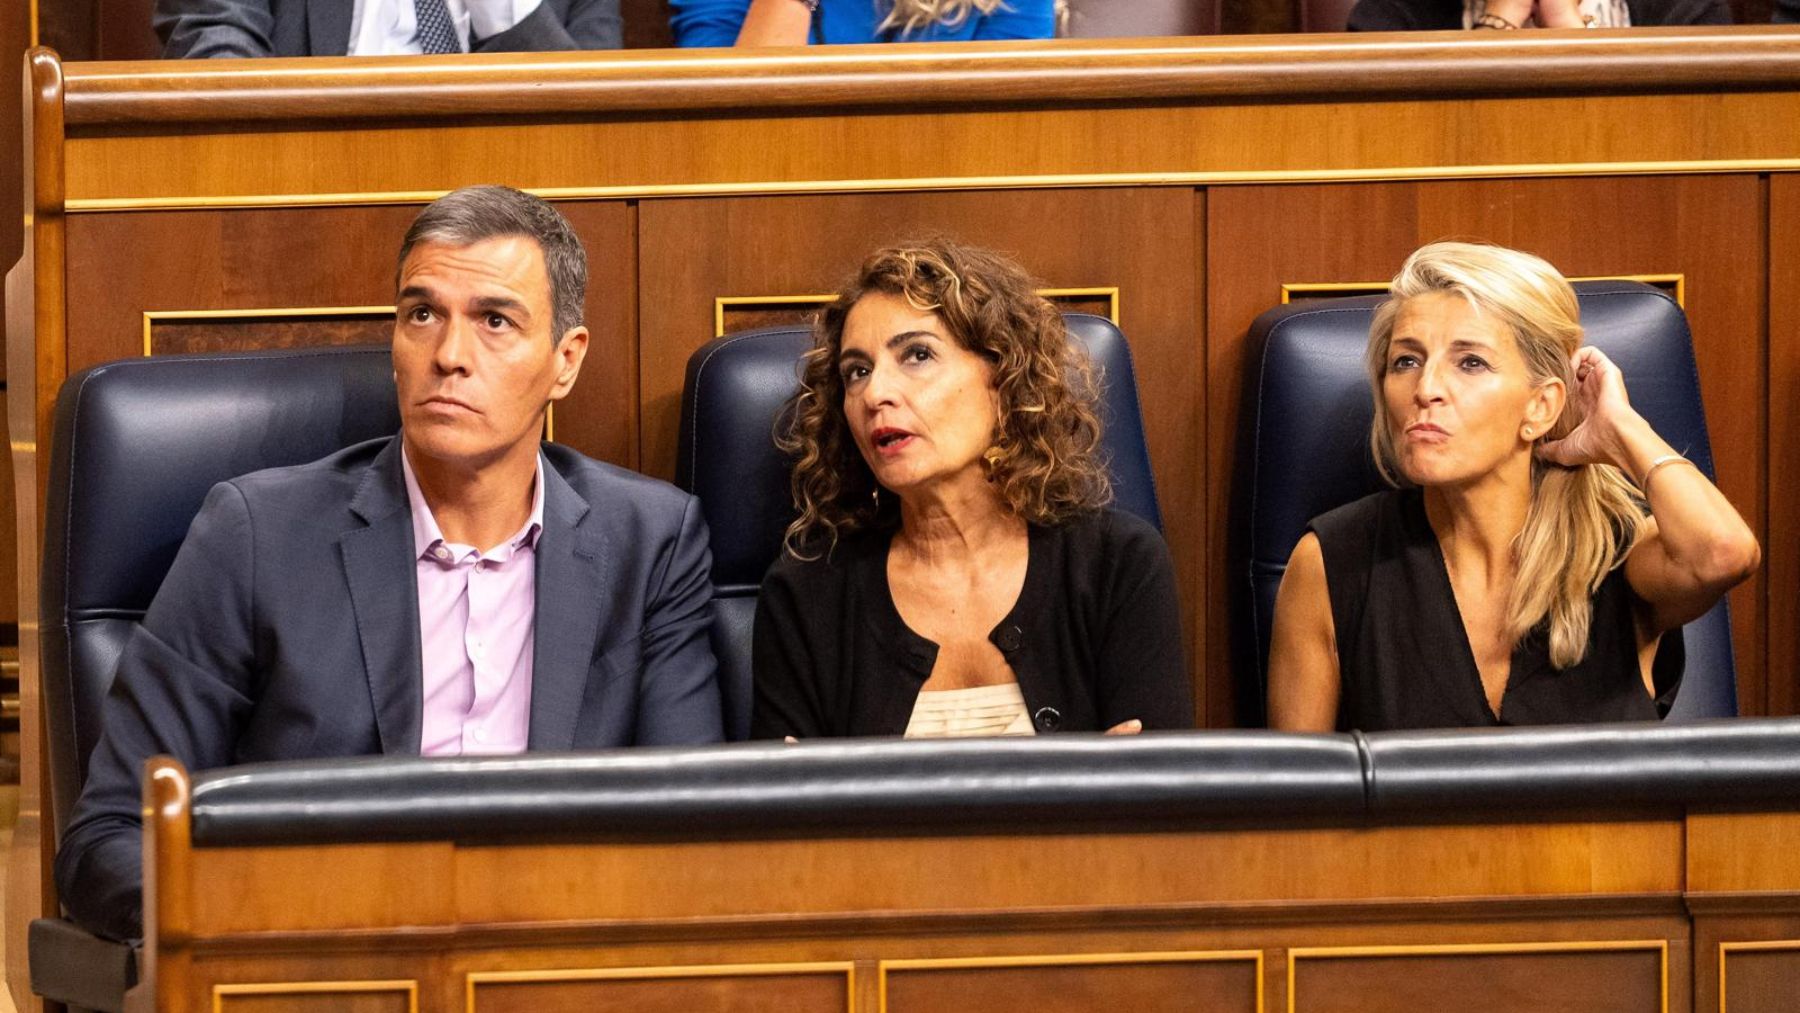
[[549, 326, 589, 401]]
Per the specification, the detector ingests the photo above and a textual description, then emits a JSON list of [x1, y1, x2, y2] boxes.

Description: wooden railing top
[[52, 25, 1800, 127]]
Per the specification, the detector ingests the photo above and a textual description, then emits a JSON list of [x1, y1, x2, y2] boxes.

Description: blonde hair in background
[[878, 0, 1009, 34], [1365, 241, 1646, 670]]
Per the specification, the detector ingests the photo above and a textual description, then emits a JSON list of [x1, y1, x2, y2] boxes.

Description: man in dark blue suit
[[56, 185, 723, 942]]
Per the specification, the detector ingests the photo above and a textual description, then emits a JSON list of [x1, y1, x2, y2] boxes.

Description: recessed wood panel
[[1290, 945, 1664, 1013], [469, 965, 850, 1013], [1720, 943, 1800, 1013], [214, 981, 416, 1013], [639, 188, 1204, 720], [1205, 175, 1767, 727], [62, 201, 637, 467], [882, 954, 1260, 1013], [1766, 174, 1800, 718]]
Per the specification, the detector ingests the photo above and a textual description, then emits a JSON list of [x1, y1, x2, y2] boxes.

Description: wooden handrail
[[54, 25, 1800, 127]]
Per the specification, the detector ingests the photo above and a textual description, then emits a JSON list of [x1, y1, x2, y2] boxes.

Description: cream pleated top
[[902, 683, 1037, 739]]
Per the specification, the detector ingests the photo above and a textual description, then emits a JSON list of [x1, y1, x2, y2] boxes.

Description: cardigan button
[[995, 625, 1023, 651], [1032, 707, 1062, 732]]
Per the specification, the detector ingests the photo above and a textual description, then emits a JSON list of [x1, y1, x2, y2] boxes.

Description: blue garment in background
[[670, 0, 1055, 47]]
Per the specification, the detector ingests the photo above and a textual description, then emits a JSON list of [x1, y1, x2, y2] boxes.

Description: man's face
[[392, 235, 587, 475]]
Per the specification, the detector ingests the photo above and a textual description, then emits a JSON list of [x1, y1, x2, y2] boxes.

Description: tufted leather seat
[[33, 346, 402, 1010], [677, 314, 1163, 739], [1234, 281, 1737, 727]]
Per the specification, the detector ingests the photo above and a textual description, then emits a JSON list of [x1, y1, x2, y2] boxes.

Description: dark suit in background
[[156, 0, 623, 58], [56, 435, 723, 942]]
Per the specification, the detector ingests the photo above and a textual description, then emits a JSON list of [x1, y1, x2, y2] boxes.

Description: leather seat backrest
[[679, 313, 1163, 738], [41, 346, 401, 838], [1235, 281, 1736, 725]]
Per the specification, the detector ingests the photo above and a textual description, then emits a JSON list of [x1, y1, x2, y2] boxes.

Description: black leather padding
[[41, 346, 401, 843], [1235, 281, 1735, 725], [186, 734, 1365, 846], [28, 916, 136, 1012], [1361, 717, 1800, 814], [677, 314, 1164, 709]]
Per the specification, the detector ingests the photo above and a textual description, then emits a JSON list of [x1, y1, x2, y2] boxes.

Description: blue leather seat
[[677, 314, 1163, 740], [34, 346, 401, 1010], [1235, 280, 1737, 725]]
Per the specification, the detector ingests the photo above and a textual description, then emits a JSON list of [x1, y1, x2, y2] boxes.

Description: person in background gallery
[[1267, 241, 1758, 732], [752, 239, 1193, 740], [670, 0, 1054, 47], [157, 0, 622, 58], [1347, 0, 1728, 29]]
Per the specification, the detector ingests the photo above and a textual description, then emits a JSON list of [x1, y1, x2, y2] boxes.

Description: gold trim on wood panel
[[59, 161, 1800, 214], [466, 961, 856, 1013], [213, 979, 419, 1013], [141, 305, 396, 357], [1287, 940, 1668, 1013], [1718, 939, 1800, 1012], [879, 949, 1265, 1013], [713, 287, 1119, 339], [1280, 274, 1686, 308]]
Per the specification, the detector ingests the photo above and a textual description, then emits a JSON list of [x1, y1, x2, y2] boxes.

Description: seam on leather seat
[[687, 327, 805, 489], [1352, 730, 1375, 814]]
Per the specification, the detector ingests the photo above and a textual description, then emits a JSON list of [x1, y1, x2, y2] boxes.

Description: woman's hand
[[1530, 0, 1590, 27], [1104, 719, 1143, 735], [1536, 347, 1643, 473]]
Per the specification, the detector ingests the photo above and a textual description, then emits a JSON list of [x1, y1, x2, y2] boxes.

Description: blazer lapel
[[310, 0, 354, 55], [340, 439, 424, 755], [528, 461, 608, 750]]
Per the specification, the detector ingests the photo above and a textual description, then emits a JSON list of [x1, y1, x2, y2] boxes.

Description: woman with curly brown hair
[[751, 239, 1193, 740]]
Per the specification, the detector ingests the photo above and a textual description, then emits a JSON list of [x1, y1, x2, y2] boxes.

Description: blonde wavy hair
[[1366, 241, 1645, 670], [878, 0, 1009, 33], [778, 239, 1111, 558]]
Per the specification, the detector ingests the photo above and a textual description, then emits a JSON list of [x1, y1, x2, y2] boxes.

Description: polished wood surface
[[11, 38, 1800, 1006], [126, 760, 1800, 1012]]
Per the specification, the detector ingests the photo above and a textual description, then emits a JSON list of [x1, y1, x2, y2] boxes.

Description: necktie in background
[[414, 0, 464, 53]]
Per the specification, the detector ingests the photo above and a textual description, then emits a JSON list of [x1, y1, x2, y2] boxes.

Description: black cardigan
[[1347, 0, 1732, 28], [751, 508, 1194, 738]]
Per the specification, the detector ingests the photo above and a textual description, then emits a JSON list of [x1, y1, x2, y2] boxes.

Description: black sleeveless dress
[[1309, 489, 1682, 732]]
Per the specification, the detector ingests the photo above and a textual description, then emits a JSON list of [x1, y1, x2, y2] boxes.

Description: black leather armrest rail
[[186, 718, 1800, 849], [29, 916, 136, 1012], [1361, 716, 1800, 814], [188, 734, 1364, 847]]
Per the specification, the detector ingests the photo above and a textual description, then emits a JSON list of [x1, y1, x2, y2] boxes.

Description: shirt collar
[[400, 443, 545, 562]]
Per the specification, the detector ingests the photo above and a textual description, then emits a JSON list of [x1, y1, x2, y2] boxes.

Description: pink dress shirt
[[401, 449, 544, 756]]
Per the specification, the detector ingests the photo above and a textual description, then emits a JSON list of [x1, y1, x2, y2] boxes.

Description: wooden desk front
[[10, 29, 1800, 1009]]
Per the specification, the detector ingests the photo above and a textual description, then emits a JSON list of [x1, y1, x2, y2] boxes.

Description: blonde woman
[[671, 0, 1054, 47], [1268, 242, 1758, 732]]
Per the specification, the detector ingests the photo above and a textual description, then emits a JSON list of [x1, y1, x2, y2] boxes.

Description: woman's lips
[[1405, 422, 1449, 444], [870, 427, 915, 457]]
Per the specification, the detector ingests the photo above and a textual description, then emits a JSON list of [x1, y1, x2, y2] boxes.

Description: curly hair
[[778, 239, 1112, 558]]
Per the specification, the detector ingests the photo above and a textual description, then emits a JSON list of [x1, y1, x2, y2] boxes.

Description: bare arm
[[1266, 533, 1342, 732], [1537, 347, 1760, 635], [735, 0, 812, 45]]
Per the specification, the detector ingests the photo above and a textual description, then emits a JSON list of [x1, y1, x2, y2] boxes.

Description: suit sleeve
[[667, 0, 750, 46], [55, 483, 260, 943], [1779, 0, 1800, 22], [749, 560, 826, 739], [1093, 515, 1195, 731], [633, 495, 726, 745], [971, 0, 1055, 39], [476, 0, 623, 50], [153, 0, 276, 57]]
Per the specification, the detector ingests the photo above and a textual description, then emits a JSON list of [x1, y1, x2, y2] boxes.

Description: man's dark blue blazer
[[56, 436, 724, 942]]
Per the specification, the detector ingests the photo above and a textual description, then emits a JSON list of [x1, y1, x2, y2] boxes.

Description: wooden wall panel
[[1289, 946, 1664, 1013], [1717, 945, 1800, 1013], [1205, 175, 1768, 726], [1766, 174, 1799, 717], [469, 967, 850, 1012], [215, 986, 415, 1013], [881, 955, 1259, 1013], [638, 188, 1205, 719], [61, 201, 638, 467]]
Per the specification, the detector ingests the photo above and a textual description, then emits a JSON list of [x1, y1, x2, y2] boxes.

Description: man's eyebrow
[[471, 294, 531, 318], [396, 284, 435, 303]]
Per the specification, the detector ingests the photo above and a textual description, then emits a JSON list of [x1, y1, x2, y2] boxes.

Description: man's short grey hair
[[396, 185, 588, 340]]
